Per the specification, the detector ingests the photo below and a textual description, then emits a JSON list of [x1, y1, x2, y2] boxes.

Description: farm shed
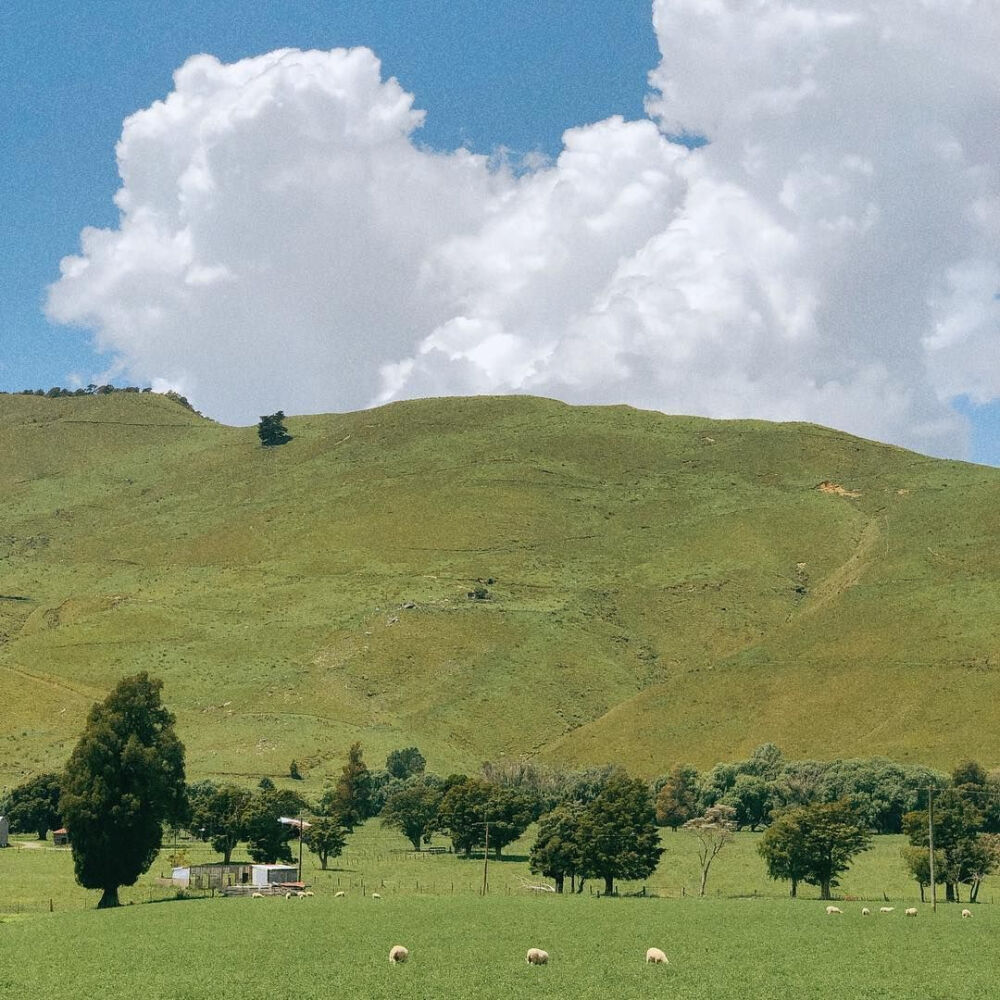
[[172, 862, 253, 889], [0, 815, 8, 847], [52, 828, 69, 846], [251, 864, 299, 887]]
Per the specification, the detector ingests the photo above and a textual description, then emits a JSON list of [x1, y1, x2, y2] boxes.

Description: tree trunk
[[699, 868, 709, 897], [920, 884, 925, 902], [554, 875, 564, 894], [98, 887, 120, 909], [37, 829, 48, 841], [409, 835, 421, 852], [494, 845, 503, 861], [820, 879, 832, 900], [970, 879, 981, 903], [570, 874, 575, 893], [945, 883, 955, 902], [604, 875, 615, 896], [790, 878, 797, 898], [576, 878, 586, 894], [320, 855, 329, 870]]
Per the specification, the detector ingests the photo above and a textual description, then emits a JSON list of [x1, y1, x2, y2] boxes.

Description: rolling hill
[[1, 391, 997, 790]]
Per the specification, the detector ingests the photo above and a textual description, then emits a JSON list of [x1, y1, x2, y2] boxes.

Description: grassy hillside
[[1, 391, 997, 787]]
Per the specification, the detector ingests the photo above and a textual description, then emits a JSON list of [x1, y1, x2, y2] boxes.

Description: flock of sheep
[[825, 905, 973, 918], [388, 945, 669, 967]]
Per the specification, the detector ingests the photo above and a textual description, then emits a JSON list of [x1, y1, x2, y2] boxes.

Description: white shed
[[251, 864, 299, 887]]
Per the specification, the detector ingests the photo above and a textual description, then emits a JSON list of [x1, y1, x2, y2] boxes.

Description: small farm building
[[251, 864, 299, 887], [52, 828, 69, 846], [172, 862, 253, 889]]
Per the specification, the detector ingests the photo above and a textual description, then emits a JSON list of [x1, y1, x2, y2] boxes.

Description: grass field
[[0, 891, 994, 999]]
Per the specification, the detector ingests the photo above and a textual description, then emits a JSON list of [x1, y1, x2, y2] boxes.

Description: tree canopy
[[60, 673, 186, 907], [529, 801, 584, 893], [380, 779, 443, 851], [5, 772, 62, 840], [303, 817, 346, 870], [758, 800, 872, 899], [257, 411, 291, 446]]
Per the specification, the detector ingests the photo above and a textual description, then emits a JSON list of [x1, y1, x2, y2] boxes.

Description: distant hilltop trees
[[3, 384, 197, 412]]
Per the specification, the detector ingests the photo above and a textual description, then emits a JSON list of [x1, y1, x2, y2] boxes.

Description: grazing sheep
[[645, 948, 668, 965], [826, 906, 843, 915], [251, 892, 264, 899], [526, 948, 549, 966], [388, 945, 409, 965], [334, 891, 346, 898], [962, 909, 972, 919], [285, 891, 293, 899], [303, 891, 315, 897], [861, 908, 870, 916], [296, 891, 307, 898], [879, 907, 895, 913], [904, 907, 918, 917], [372, 892, 382, 900]]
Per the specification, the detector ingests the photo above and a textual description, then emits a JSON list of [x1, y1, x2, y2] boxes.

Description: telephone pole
[[928, 786, 936, 912]]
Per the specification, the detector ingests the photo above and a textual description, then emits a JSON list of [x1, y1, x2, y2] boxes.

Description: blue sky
[[3, 1, 998, 465]]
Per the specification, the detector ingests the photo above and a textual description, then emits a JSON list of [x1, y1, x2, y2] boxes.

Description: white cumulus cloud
[[47, 3, 1000, 459]]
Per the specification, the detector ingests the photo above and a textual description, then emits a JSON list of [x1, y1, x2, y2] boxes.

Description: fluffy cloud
[[48, 3, 1000, 458]]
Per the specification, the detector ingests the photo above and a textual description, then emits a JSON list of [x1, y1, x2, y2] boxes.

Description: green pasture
[[2, 824, 995, 915], [0, 892, 994, 1000]]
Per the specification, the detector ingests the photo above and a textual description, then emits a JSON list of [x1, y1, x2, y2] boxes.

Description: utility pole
[[928, 786, 936, 912], [481, 809, 490, 897]]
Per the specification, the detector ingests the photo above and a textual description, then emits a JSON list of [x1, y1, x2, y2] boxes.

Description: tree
[[723, 773, 773, 831], [758, 800, 871, 900], [303, 817, 346, 870], [900, 845, 947, 901], [381, 780, 443, 851], [903, 790, 988, 902], [5, 772, 62, 839], [655, 764, 700, 830], [60, 673, 186, 908], [385, 747, 427, 781], [321, 742, 373, 830], [529, 801, 584, 893], [436, 777, 493, 857], [257, 411, 291, 447], [190, 784, 252, 864], [575, 771, 663, 895], [683, 804, 736, 896], [242, 788, 309, 864]]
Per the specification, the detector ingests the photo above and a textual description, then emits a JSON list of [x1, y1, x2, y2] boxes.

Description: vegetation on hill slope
[[1, 392, 997, 787]]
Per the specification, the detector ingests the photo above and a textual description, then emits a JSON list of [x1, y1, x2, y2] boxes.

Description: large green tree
[[242, 788, 309, 864], [257, 411, 291, 446], [189, 783, 253, 864], [529, 801, 584, 893], [655, 764, 700, 831], [385, 747, 427, 781], [303, 817, 347, 870], [436, 779, 537, 859], [322, 742, 373, 829], [60, 674, 186, 908], [576, 771, 663, 895], [5, 772, 62, 840], [758, 800, 871, 899], [381, 780, 443, 851]]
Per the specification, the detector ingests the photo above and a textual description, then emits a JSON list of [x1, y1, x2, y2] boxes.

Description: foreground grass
[[0, 893, 994, 1000]]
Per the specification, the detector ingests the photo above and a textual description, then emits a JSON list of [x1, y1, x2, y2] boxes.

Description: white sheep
[[904, 907, 918, 917], [962, 909, 972, 919], [251, 892, 264, 899], [825, 905, 843, 915], [285, 891, 293, 899], [879, 907, 895, 913], [303, 891, 315, 897], [296, 891, 307, 898], [372, 892, 382, 900], [526, 948, 549, 966], [388, 945, 409, 965], [334, 890, 346, 898], [645, 948, 668, 965], [861, 907, 870, 916]]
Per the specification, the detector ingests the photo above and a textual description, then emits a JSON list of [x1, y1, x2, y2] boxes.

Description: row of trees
[[6, 385, 196, 410]]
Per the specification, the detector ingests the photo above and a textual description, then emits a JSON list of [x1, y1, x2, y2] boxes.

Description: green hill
[[1, 391, 997, 788]]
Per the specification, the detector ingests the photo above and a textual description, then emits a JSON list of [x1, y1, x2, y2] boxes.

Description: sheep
[[388, 945, 409, 965], [251, 892, 264, 899], [526, 948, 549, 966], [372, 892, 382, 901], [962, 909, 972, 919], [904, 907, 918, 917], [861, 907, 870, 916], [334, 891, 346, 898], [285, 891, 293, 899], [825, 906, 843, 915], [645, 948, 668, 965], [879, 907, 895, 913], [296, 891, 307, 898], [303, 891, 315, 897]]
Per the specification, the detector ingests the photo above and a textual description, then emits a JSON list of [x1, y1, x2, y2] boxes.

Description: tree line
[[3, 680, 998, 906], [3, 385, 197, 411]]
